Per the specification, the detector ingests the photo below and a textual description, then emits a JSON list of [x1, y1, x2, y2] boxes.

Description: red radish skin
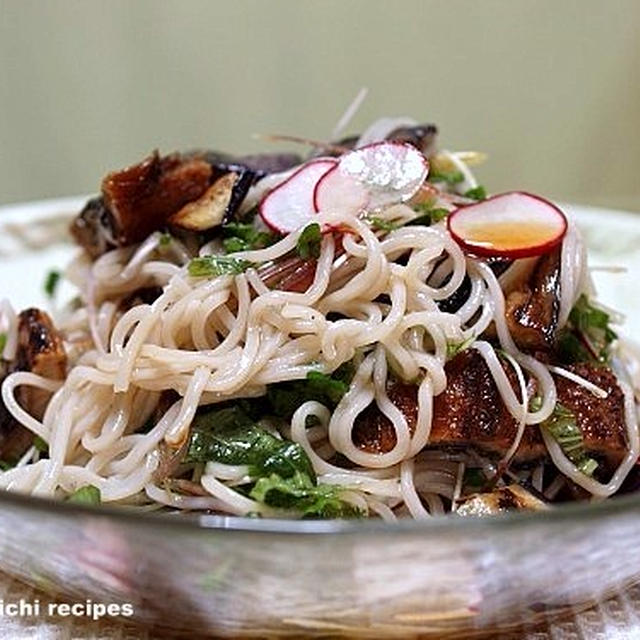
[[315, 141, 429, 213], [447, 191, 568, 259], [259, 159, 336, 233]]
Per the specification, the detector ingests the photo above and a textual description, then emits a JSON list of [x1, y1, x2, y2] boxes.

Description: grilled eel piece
[[0, 309, 67, 462], [502, 246, 562, 353], [352, 350, 627, 467]]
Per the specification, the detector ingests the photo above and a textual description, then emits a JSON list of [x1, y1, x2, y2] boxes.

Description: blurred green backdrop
[[1, 0, 639, 210]]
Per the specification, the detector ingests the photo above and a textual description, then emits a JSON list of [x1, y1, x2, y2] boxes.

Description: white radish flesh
[[315, 141, 429, 214], [258, 159, 336, 233], [313, 165, 369, 215]]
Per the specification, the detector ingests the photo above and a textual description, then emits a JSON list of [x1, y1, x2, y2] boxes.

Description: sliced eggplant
[[387, 123, 439, 156], [70, 196, 117, 260], [199, 151, 302, 182], [169, 172, 251, 232], [102, 151, 212, 246]]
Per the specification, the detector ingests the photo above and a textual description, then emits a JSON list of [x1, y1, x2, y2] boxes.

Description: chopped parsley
[[188, 256, 253, 278], [186, 405, 315, 481], [556, 295, 618, 364], [428, 169, 465, 185], [158, 233, 173, 247], [446, 336, 475, 359], [33, 436, 48, 454], [296, 223, 322, 260], [408, 204, 449, 226], [0, 333, 6, 356], [366, 216, 400, 232], [249, 471, 362, 519], [67, 485, 101, 505], [464, 186, 487, 201], [222, 222, 278, 253], [463, 468, 487, 490], [44, 269, 61, 298], [185, 404, 360, 519], [267, 364, 354, 420], [541, 403, 598, 477]]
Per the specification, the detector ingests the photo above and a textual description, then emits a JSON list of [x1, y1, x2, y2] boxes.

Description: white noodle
[[1, 185, 638, 517], [547, 365, 608, 399]]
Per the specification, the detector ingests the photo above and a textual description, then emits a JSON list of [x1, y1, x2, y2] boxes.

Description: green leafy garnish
[[67, 485, 101, 505], [185, 399, 361, 519], [408, 204, 450, 226], [33, 436, 48, 454], [0, 333, 6, 356], [296, 223, 322, 260], [366, 216, 400, 232], [463, 468, 486, 489], [446, 336, 475, 359], [542, 403, 598, 477], [267, 364, 353, 419], [557, 295, 618, 364], [188, 256, 253, 278], [464, 186, 487, 201], [249, 471, 363, 518], [44, 270, 61, 298], [428, 169, 464, 185], [0, 460, 14, 472], [222, 222, 278, 253], [186, 406, 315, 481], [159, 233, 173, 247]]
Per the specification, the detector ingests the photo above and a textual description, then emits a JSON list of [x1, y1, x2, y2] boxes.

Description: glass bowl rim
[[3, 486, 640, 536]]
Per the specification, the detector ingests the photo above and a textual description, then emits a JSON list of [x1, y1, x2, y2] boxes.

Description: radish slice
[[313, 165, 369, 215], [259, 159, 336, 233], [314, 142, 429, 211], [447, 191, 568, 259]]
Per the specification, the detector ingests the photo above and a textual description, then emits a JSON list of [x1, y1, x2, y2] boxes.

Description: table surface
[[1, 573, 639, 639]]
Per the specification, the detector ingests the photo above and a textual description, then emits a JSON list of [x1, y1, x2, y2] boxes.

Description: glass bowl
[[1, 198, 639, 637]]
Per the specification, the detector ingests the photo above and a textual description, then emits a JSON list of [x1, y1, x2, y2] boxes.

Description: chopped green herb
[[222, 237, 248, 253], [296, 223, 322, 260], [249, 471, 363, 519], [186, 406, 316, 481], [67, 485, 101, 505], [366, 216, 399, 232], [222, 222, 278, 253], [44, 270, 61, 298], [185, 398, 362, 519], [557, 295, 618, 364], [0, 333, 6, 356], [529, 395, 543, 412], [188, 256, 253, 278], [159, 233, 173, 247], [0, 460, 14, 472], [446, 336, 475, 359], [542, 403, 598, 477], [428, 169, 465, 185], [408, 204, 449, 226], [556, 331, 592, 364], [464, 186, 487, 201], [33, 436, 48, 454], [463, 468, 486, 489], [267, 363, 353, 419]]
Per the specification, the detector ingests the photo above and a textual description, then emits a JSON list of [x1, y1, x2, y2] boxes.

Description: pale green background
[[1, 0, 639, 210]]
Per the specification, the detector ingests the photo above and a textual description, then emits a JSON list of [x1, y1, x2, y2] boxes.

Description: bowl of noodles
[[1, 116, 640, 637]]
